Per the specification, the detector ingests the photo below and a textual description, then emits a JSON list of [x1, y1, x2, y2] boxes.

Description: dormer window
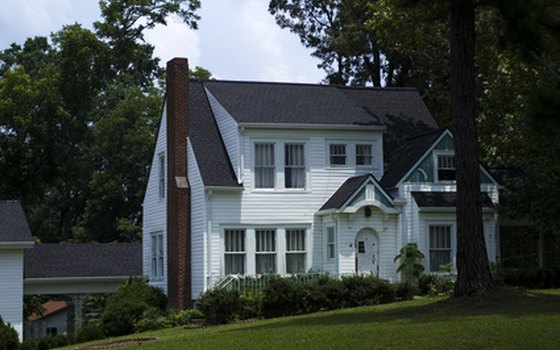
[[437, 154, 455, 181], [329, 144, 347, 166]]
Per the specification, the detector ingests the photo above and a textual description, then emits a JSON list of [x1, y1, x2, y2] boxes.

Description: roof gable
[[0, 200, 33, 243], [320, 174, 394, 212]]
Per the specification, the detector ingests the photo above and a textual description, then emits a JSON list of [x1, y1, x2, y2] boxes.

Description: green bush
[[394, 281, 417, 300], [418, 274, 455, 296], [0, 316, 19, 350], [496, 267, 560, 289], [134, 307, 174, 333], [19, 340, 38, 350], [75, 322, 104, 344], [101, 277, 167, 336], [198, 288, 241, 324], [239, 291, 263, 320], [303, 276, 345, 312], [342, 275, 395, 306], [262, 277, 305, 318], [37, 336, 57, 350], [172, 309, 205, 326]]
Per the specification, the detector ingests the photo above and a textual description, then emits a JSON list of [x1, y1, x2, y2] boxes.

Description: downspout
[[205, 189, 213, 290]]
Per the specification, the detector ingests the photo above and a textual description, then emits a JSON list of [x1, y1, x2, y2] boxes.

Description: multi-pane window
[[356, 144, 373, 166], [329, 144, 347, 166], [256, 229, 276, 274], [151, 232, 164, 280], [225, 229, 246, 274], [158, 154, 165, 199], [255, 143, 275, 188], [437, 155, 456, 181], [429, 225, 452, 272], [326, 227, 335, 260], [286, 229, 306, 273], [285, 144, 305, 188]]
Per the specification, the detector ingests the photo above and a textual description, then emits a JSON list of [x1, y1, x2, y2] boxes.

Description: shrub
[[101, 277, 167, 336], [418, 274, 455, 296], [172, 309, 205, 326], [19, 340, 38, 350], [497, 267, 560, 289], [134, 307, 174, 333], [0, 316, 19, 350], [303, 276, 345, 312], [394, 243, 425, 281], [239, 291, 263, 320], [37, 336, 57, 350], [75, 322, 104, 344], [198, 288, 241, 324], [262, 277, 305, 318], [394, 281, 417, 300], [342, 275, 395, 306]]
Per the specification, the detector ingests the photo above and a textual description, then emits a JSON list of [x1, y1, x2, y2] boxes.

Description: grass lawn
[[62, 288, 560, 350]]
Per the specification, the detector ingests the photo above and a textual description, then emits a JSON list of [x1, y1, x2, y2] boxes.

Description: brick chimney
[[166, 58, 191, 309]]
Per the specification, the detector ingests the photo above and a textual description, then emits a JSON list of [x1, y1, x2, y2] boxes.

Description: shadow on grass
[[227, 288, 560, 333]]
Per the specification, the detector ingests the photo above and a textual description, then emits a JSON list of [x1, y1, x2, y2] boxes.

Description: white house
[[0, 200, 34, 340], [142, 58, 500, 309]]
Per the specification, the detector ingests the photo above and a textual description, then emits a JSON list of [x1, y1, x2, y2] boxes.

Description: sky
[[0, 0, 325, 83]]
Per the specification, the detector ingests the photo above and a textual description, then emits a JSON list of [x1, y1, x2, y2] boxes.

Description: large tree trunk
[[450, 0, 494, 296]]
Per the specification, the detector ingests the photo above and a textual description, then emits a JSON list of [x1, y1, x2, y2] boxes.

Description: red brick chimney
[[166, 58, 191, 309]]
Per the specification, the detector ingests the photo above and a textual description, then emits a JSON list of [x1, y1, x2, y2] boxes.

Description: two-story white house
[[142, 58, 500, 309]]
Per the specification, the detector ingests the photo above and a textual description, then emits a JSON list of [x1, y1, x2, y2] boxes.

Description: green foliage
[[418, 274, 455, 297], [0, 316, 19, 350], [394, 243, 425, 281], [341, 275, 395, 306], [171, 309, 204, 325], [239, 291, 263, 320], [75, 322, 104, 344], [19, 340, 38, 350], [198, 288, 242, 325], [189, 66, 213, 80], [495, 266, 560, 289], [101, 278, 167, 336], [394, 281, 417, 301], [133, 307, 174, 333], [262, 277, 305, 318], [303, 275, 346, 312]]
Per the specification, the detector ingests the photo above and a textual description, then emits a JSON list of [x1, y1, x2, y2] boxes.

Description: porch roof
[[411, 191, 495, 208], [320, 174, 371, 210]]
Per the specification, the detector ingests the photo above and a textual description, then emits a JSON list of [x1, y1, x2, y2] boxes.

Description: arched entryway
[[355, 228, 379, 276]]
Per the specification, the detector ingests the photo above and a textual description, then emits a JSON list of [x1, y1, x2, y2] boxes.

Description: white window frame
[[355, 144, 373, 167], [284, 143, 306, 189], [433, 151, 456, 183], [326, 226, 336, 261], [426, 222, 456, 273], [254, 143, 276, 189], [286, 228, 306, 273], [224, 229, 246, 275], [150, 232, 164, 280], [329, 143, 347, 167], [158, 153, 165, 200], [255, 228, 276, 274]]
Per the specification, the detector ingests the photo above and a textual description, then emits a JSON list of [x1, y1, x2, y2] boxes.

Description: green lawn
[[63, 288, 560, 350]]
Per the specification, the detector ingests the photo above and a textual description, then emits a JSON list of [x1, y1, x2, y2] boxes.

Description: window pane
[[256, 254, 276, 274], [285, 144, 305, 188], [159, 155, 165, 198], [356, 144, 373, 166], [225, 230, 245, 252], [329, 144, 346, 166], [429, 226, 452, 271], [255, 143, 275, 188], [286, 229, 305, 251], [225, 254, 245, 274], [286, 253, 306, 273], [437, 155, 456, 181], [256, 229, 275, 252]]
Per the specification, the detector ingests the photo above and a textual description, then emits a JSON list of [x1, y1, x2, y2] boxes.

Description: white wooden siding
[[187, 138, 207, 300], [0, 249, 24, 340], [142, 106, 168, 293], [205, 88, 241, 182]]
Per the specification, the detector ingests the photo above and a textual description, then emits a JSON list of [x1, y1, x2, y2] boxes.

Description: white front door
[[356, 229, 379, 276]]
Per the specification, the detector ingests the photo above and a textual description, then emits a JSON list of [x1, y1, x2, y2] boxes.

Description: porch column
[[69, 294, 85, 334]]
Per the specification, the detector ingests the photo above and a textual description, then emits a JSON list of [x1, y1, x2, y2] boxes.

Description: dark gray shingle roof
[[189, 81, 240, 187], [380, 129, 445, 189], [0, 200, 33, 242], [24, 243, 142, 279], [412, 192, 495, 208], [320, 174, 371, 210]]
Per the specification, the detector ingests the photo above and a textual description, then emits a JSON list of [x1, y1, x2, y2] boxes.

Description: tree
[[449, 0, 494, 296]]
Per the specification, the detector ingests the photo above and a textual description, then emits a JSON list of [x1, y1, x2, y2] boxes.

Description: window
[[437, 154, 455, 181], [255, 143, 275, 188], [225, 229, 245, 274], [255, 229, 276, 273], [329, 144, 347, 166], [326, 227, 335, 260], [151, 232, 164, 280], [429, 225, 452, 272], [356, 144, 373, 166], [286, 229, 306, 273], [285, 144, 305, 188], [46, 327, 58, 337], [158, 154, 165, 199]]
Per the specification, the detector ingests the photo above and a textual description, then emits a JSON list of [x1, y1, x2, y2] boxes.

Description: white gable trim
[[343, 200, 398, 215]]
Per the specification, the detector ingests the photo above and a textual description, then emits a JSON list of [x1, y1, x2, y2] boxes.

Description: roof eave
[[239, 122, 385, 131], [0, 241, 35, 249]]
